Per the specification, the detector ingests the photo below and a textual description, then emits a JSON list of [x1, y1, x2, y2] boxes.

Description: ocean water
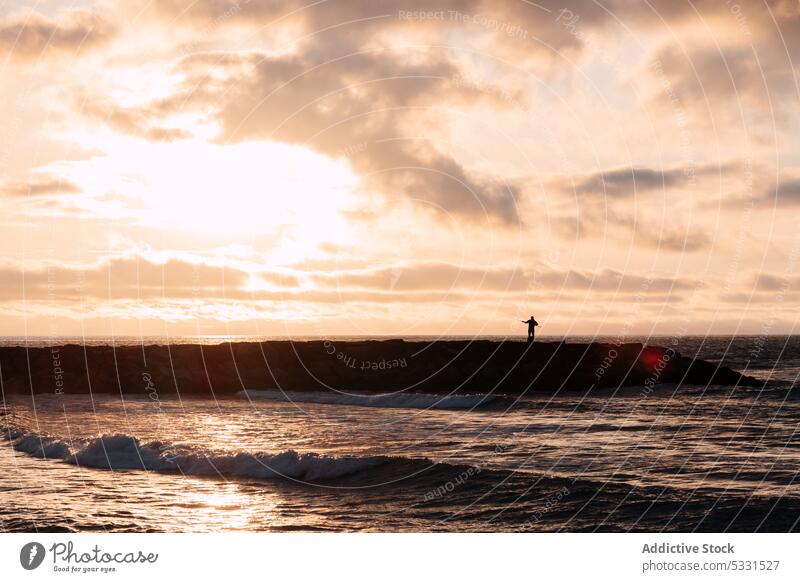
[[1, 335, 799, 532]]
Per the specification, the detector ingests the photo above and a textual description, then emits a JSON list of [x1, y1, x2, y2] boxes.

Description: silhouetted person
[[521, 315, 539, 343]]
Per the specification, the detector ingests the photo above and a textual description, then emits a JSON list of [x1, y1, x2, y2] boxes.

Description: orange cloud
[[0, 8, 116, 61]]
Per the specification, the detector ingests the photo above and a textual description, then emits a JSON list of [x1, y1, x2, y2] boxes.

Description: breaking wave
[[238, 389, 496, 410], [1, 427, 435, 483]]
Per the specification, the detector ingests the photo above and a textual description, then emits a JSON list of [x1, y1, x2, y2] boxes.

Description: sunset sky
[[1, 0, 799, 337]]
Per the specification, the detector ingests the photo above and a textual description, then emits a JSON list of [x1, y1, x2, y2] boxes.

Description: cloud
[[78, 94, 191, 142], [648, 45, 765, 116], [549, 197, 712, 252], [0, 257, 253, 301], [571, 167, 690, 197], [753, 272, 798, 292], [563, 162, 740, 198], [311, 261, 693, 293], [533, 267, 693, 292], [0, 177, 81, 197], [0, 256, 696, 307], [0, 8, 116, 61], [769, 177, 800, 205], [150, 0, 586, 57], [312, 262, 530, 292], [74, 1, 797, 225], [140, 0, 770, 224], [642, 3, 800, 124], [94, 39, 525, 223], [636, 227, 712, 253]]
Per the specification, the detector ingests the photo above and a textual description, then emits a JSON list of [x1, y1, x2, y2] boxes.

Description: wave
[[13, 433, 72, 459], [2, 427, 426, 482], [237, 389, 496, 410]]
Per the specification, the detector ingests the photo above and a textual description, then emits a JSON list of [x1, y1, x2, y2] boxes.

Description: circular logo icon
[[20, 542, 46, 570]]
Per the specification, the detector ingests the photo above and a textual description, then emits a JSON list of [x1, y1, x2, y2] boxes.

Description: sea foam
[[3, 428, 399, 482]]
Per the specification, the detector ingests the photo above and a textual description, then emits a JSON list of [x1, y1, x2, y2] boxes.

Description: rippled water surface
[[2, 336, 799, 532]]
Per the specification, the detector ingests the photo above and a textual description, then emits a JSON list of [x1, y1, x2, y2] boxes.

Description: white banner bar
[[0, 533, 797, 581]]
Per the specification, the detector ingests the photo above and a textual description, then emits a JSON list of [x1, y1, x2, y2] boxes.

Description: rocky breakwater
[[0, 340, 762, 396]]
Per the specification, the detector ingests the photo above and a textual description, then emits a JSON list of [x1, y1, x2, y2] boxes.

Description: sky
[[1, 0, 799, 338]]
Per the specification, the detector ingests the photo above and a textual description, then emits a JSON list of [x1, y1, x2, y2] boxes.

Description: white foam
[[13, 434, 71, 459], [238, 389, 495, 410], [169, 449, 388, 480], [71, 434, 168, 470], [5, 428, 392, 481]]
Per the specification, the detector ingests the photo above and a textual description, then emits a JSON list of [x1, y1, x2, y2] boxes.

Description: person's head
[[530, 315, 534, 319]]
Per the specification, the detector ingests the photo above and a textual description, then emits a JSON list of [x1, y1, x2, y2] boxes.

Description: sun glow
[[56, 137, 360, 262], [138, 140, 358, 230]]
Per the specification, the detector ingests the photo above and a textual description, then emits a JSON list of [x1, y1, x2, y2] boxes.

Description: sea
[[1, 335, 799, 532]]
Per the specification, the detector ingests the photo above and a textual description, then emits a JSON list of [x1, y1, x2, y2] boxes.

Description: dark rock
[[0, 340, 763, 396]]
